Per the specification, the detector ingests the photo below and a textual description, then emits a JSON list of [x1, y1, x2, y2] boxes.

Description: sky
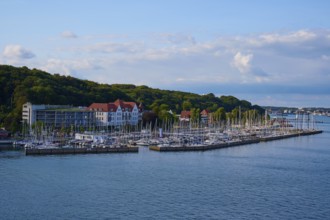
[[1, 0, 330, 108]]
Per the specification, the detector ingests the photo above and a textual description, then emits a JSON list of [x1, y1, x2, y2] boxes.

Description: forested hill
[[0, 65, 264, 131]]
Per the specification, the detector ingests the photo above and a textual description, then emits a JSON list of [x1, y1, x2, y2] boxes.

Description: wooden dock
[[149, 130, 323, 152]]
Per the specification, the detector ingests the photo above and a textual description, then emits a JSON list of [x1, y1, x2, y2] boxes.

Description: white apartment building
[[22, 99, 141, 129], [88, 99, 141, 126]]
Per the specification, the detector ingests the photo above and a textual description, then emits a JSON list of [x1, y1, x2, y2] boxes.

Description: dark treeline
[[0, 65, 264, 132]]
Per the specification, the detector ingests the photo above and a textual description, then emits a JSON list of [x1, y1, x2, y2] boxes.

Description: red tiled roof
[[180, 110, 191, 118], [114, 99, 136, 111], [88, 99, 136, 112], [200, 109, 209, 116], [88, 103, 111, 112]]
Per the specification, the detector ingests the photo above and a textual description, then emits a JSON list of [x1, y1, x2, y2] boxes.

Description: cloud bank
[[3, 45, 35, 59], [2, 29, 330, 107]]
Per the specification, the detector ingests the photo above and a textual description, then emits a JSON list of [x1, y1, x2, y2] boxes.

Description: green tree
[[190, 108, 200, 123], [213, 107, 226, 122], [0, 64, 264, 132], [182, 100, 192, 111]]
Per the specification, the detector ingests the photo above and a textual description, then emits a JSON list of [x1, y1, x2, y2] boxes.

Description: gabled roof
[[200, 109, 209, 116], [87, 103, 118, 112], [180, 110, 191, 118], [114, 99, 136, 111], [88, 99, 137, 112]]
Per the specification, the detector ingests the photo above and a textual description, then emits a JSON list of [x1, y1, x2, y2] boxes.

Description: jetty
[[25, 146, 138, 156], [0, 139, 15, 145], [149, 130, 322, 152]]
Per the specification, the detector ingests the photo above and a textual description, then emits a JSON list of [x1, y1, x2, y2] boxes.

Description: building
[[22, 100, 141, 129], [87, 99, 141, 126], [200, 109, 210, 124], [22, 102, 95, 129], [179, 109, 213, 125], [179, 110, 191, 122]]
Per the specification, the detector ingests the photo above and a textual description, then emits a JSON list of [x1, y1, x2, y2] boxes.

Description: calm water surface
[[1, 116, 330, 219]]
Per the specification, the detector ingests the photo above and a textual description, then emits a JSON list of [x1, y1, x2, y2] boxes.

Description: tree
[[209, 103, 218, 112], [182, 100, 192, 111], [142, 111, 158, 127], [230, 108, 239, 125], [190, 108, 200, 123], [213, 107, 226, 122], [0, 64, 264, 132], [159, 104, 169, 111]]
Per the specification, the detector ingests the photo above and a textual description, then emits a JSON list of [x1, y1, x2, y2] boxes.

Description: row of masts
[[17, 111, 318, 148]]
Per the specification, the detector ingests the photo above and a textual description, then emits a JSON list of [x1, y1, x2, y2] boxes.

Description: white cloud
[[157, 33, 196, 45], [61, 31, 78, 39], [259, 30, 317, 44], [32, 29, 330, 105], [41, 58, 101, 76], [85, 42, 144, 54], [3, 45, 35, 59], [231, 52, 253, 73]]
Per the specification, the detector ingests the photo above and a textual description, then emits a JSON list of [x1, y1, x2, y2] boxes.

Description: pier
[[0, 139, 15, 145], [149, 130, 323, 152], [25, 146, 138, 156]]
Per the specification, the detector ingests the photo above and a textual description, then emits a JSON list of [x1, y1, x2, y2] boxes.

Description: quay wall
[[149, 130, 323, 152], [0, 139, 15, 145], [26, 146, 138, 156]]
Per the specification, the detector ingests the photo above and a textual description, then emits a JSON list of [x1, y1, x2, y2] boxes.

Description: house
[[180, 109, 213, 125], [200, 109, 210, 124], [179, 110, 191, 122]]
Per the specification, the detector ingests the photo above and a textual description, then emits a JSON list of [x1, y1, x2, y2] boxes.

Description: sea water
[[1, 116, 330, 219]]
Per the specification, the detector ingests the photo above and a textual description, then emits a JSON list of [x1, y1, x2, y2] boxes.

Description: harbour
[[5, 112, 323, 156], [12, 127, 324, 155], [149, 130, 322, 152], [1, 2, 330, 218]]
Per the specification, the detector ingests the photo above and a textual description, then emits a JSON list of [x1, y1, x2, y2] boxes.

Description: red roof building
[[180, 110, 191, 122], [88, 99, 140, 126], [200, 109, 210, 124]]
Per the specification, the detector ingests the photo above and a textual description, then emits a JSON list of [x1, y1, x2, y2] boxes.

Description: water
[[1, 116, 330, 219]]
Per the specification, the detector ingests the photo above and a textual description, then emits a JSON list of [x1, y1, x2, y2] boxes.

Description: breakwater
[[25, 146, 138, 155], [0, 139, 15, 145], [149, 130, 323, 152]]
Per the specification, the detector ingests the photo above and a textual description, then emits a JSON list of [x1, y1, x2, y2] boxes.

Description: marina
[[3, 112, 324, 156], [22, 129, 323, 155], [149, 130, 322, 152], [12, 123, 325, 155]]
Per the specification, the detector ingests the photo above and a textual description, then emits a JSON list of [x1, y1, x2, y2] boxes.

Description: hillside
[[0, 65, 264, 132]]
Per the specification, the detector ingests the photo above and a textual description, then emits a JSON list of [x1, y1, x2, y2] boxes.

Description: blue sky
[[1, 0, 330, 107]]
